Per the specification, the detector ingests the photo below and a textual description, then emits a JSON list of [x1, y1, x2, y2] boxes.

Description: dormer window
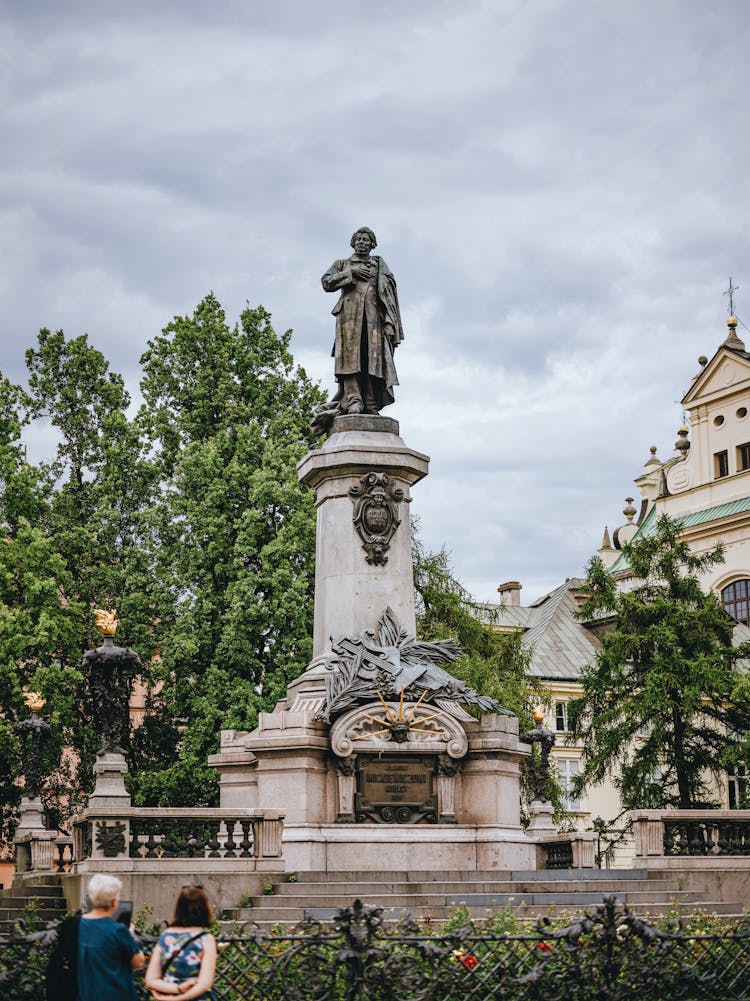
[[714, 450, 729, 478]]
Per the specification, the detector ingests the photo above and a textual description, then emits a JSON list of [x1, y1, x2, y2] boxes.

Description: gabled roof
[[682, 343, 750, 406], [523, 578, 601, 680], [483, 575, 750, 683]]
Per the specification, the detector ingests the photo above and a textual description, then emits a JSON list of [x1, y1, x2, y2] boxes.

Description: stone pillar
[[88, 752, 131, 810], [526, 799, 556, 835], [292, 415, 429, 690]]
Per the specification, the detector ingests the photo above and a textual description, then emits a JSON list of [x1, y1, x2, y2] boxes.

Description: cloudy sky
[[2, 1, 750, 605]]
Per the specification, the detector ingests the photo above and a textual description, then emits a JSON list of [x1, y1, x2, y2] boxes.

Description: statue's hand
[[353, 260, 375, 280]]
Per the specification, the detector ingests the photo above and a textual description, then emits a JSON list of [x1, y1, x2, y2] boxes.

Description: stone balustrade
[[534, 830, 596, 869], [631, 810, 750, 867], [72, 807, 283, 864]]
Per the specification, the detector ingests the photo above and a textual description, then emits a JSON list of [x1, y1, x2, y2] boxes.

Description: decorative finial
[[724, 313, 745, 349], [93, 609, 118, 636], [645, 445, 660, 467], [698, 355, 708, 367], [23, 691, 45, 712], [675, 426, 690, 457], [623, 497, 636, 523], [601, 526, 613, 549]]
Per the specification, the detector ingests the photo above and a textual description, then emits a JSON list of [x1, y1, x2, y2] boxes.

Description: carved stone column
[[291, 416, 429, 705], [437, 757, 459, 824], [333, 755, 357, 822]]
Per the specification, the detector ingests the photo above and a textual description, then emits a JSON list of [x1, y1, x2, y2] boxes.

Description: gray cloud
[[2, 0, 750, 602]]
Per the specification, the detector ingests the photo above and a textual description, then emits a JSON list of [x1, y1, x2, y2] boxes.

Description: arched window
[[721, 580, 750, 625]]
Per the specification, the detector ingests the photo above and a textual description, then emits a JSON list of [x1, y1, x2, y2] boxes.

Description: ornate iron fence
[[2, 896, 750, 1000]]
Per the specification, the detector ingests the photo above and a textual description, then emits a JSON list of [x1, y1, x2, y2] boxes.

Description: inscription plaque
[[355, 755, 437, 824]]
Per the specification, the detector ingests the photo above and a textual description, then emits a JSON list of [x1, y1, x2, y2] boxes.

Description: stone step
[[231, 889, 703, 914], [0, 909, 66, 923], [290, 868, 656, 883], [0, 884, 62, 900], [276, 878, 682, 896], [0, 876, 67, 934], [0, 896, 66, 913], [232, 892, 700, 916], [220, 898, 743, 928]]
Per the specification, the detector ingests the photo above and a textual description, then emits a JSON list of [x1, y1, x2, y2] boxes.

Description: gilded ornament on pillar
[[93, 609, 119, 636]]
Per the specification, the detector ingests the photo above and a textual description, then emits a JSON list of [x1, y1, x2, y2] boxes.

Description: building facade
[[491, 314, 750, 841]]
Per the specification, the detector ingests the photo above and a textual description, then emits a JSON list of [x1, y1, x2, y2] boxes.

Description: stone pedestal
[[14, 797, 60, 877], [210, 703, 536, 872], [290, 416, 428, 704], [526, 799, 556, 835], [15, 795, 45, 836], [88, 751, 131, 809]]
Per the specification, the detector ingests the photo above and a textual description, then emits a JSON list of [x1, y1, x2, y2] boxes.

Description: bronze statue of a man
[[319, 227, 404, 424]]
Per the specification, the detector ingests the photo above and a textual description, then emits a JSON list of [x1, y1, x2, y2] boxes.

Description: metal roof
[[609, 497, 750, 573], [523, 579, 602, 680]]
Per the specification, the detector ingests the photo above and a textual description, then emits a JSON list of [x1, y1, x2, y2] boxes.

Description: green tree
[[24, 329, 164, 654], [412, 531, 538, 721], [0, 331, 164, 835], [569, 515, 750, 810], [0, 376, 87, 838], [412, 531, 562, 820], [131, 294, 325, 806]]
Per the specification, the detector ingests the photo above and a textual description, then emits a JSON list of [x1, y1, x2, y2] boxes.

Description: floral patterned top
[[157, 929, 214, 1000]]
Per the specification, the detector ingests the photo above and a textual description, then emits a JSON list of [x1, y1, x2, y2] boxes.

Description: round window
[[737, 407, 748, 420], [714, 414, 725, 426]]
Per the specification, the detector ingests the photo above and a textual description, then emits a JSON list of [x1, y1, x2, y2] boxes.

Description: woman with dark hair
[[145, 886, 216, 1000]]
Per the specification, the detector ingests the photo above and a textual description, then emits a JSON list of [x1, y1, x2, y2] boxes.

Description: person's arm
[[145, 944, 185, 995], [119, 923, 146, 970], [145, 940, 201, 999], [173, 934, 217, 1001]]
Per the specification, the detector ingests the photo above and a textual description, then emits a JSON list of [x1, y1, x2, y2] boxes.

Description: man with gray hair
[[320, 226, 404, 423]]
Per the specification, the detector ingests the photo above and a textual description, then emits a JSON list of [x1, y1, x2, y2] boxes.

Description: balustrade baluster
[[144, 820, 159, 859], [129, 820, 141, 858], [716, 822, 730, 855], [223, 820, 237, 858], [238, 819, 253, 857], [206, 820, 221, 857], [175, 820, 191, 857]]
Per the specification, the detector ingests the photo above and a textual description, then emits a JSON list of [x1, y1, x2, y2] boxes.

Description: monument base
[[281, 824, 536, 872], [209, 699, 536, 872]]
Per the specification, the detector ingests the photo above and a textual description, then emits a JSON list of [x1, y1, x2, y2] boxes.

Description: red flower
[[451, 950, 479, 971]]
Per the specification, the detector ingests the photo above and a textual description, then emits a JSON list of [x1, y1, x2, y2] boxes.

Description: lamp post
[[521, 706, 557, 834], [83, 609, 142, 807], [593, 815, 605, 869], [13, 692, 53, 834]]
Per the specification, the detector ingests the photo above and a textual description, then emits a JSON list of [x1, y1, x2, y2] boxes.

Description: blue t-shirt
[[77, 915, 140, 1001]]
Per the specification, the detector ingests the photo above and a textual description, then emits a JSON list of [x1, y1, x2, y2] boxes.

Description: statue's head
[[350, 227, 377, 252]]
